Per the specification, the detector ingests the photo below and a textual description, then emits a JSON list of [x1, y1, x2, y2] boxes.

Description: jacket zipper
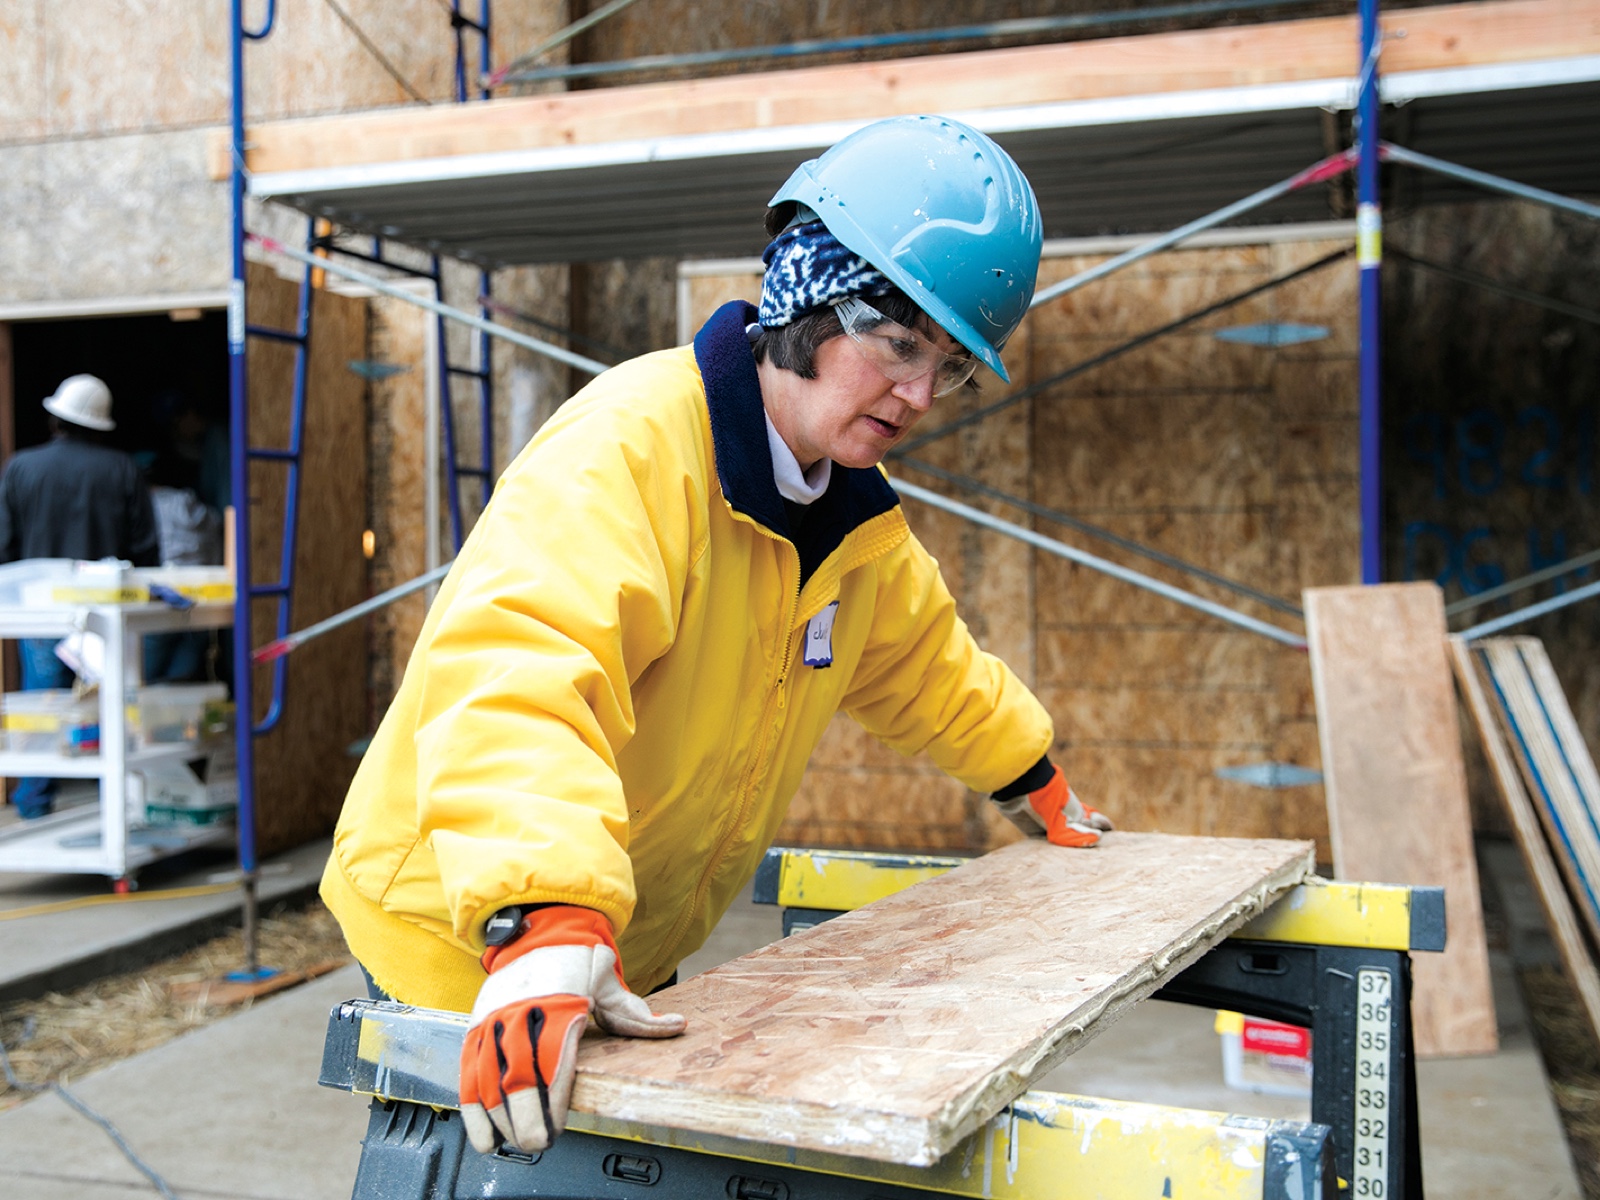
[[647, 528, 802, 982]]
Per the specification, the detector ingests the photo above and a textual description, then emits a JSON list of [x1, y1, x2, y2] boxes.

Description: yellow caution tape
[[0, 882, 235, 921]]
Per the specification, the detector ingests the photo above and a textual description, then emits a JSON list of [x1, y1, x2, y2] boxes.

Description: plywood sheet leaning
[[1303, 583, 1498, 1057], [1477, 637, 1600, 946], [1449, 637, 1600, 1045], [574, 832, 1314, 1166]]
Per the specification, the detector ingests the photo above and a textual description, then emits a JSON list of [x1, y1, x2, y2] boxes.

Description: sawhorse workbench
[[320, 848, 1442, 1199]]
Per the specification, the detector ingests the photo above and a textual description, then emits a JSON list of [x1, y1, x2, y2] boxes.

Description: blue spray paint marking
[[1215, 762, 1324, 788], [1213, 322, 1330, 347], [347, 359, 412, 381]]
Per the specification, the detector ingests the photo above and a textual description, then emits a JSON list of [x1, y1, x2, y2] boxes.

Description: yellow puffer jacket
[[320, 302, 1053, 1010]]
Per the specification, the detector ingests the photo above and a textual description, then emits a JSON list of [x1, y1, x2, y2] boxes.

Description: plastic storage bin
[[138, 746, 239, 827], [129, 683, 230, 746], [1215, 1010, 1313, 1097], [2, 689, 100, 755]]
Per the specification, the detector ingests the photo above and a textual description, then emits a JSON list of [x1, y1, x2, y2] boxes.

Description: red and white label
[[1241, 1019, 1311, 1059]]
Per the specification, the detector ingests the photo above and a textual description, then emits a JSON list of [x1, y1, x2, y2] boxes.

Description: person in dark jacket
[[0, 374, 159, 818]]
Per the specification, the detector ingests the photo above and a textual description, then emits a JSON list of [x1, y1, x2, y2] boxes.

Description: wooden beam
[[1304, 583, 1498, 1058], [1480, 637, 1600, 946], [1449, 636, 1600, 1048], [213, 0, 1598, 180], [571, 832, 1314, 1166]]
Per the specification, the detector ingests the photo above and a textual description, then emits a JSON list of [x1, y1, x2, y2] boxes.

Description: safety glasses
[[832, 297, 978, 397]]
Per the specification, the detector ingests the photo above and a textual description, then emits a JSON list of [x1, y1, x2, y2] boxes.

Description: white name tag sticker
[[803, 601, 840, 668]]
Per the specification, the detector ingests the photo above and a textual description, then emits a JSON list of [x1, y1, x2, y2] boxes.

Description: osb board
[[1027, 257, 1276, 339], [681, 271, 763, 342], [1030, 388, 1277, 510], [1384, 199, 1600, 834], [1023, 332, 1278, 395], [1040, 746, 1327, 842], [998, 239, 1353, 851], [576, 833, 1315, 1165], [1039, 626, 1277, 689], [1036, 680, 1277, 747], [1304, 582, 1498, 1057], [365, 291, 431, 716], [0, 130, 234, 306], [1273, 475, 1362, 590], [229, 0, 1595, 176], [244, 262, 368, 855], [0, 2, 564, 140], [785, 759, 978, 852], [1271, 358, 1362, 419], [1030, 511, 1279, 626], [489, 264, 573, 470], [0, 7, 559, 304]]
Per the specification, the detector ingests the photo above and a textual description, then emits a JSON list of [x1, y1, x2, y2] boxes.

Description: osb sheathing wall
[[366, 290, 433, 718], [684, 238, 1359, 858], [0, 2, 563, 305], [1385, 199, 1600, 831], [245, 262, 368, 856], [1025, 241, 1356, 861], [364, 257, 571, 719]]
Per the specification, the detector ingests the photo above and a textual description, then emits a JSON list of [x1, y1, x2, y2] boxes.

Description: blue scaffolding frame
[[227, 0, 494, 973]]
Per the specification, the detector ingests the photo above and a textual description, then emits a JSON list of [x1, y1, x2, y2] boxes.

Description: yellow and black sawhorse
[[320, 847, 1442, 1200]]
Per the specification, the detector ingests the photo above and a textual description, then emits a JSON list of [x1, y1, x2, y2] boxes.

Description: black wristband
[[991, 754, 1054, 802]]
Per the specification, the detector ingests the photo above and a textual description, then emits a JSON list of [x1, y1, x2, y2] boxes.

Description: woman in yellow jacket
[[320, 114, 1112, 1157]]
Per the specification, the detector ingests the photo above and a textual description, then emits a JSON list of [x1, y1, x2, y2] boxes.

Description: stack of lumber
[[1305, 583, 1499, 1057], [1450, 635, 1600, 1044], [575, 833, 1313, 1165]]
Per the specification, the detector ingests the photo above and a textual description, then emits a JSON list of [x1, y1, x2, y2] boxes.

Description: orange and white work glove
[[993, 763, 1114, 848], [458, 904, 686, 1155]]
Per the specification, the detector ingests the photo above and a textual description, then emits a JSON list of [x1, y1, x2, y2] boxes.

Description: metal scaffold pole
[[228, 0, 276, 982], [891, 479, 1308, 649], [1026, 150, 1355, 311], [1356, 0, 1383, 584]]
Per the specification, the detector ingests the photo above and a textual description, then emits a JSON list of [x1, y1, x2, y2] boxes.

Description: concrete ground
[[0, 831, 1583, 1199]]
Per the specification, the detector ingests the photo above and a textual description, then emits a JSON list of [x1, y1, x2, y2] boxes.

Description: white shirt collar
[[764, 413, 832, 505]]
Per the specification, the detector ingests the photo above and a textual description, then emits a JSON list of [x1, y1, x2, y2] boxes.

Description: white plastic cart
[[0, 560, 234, 889]]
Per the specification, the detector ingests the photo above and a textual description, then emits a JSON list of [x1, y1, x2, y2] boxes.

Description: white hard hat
[[42, 374, 115, 432]]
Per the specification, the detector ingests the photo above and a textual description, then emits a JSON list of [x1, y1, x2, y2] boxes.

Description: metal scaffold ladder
[[227, 0, 495, 976]]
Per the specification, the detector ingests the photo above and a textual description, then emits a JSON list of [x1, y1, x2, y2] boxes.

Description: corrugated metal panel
[[1400, 82, 1600, 203]]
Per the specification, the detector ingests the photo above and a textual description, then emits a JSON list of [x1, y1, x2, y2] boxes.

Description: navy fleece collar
[[694, 301, 901, 571]]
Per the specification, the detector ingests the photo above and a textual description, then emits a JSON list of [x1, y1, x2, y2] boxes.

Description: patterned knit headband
[[757, 219, 893, 328]]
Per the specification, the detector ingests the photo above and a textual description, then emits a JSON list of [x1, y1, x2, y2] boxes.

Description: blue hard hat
[[769, 115, 1043, 382]]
